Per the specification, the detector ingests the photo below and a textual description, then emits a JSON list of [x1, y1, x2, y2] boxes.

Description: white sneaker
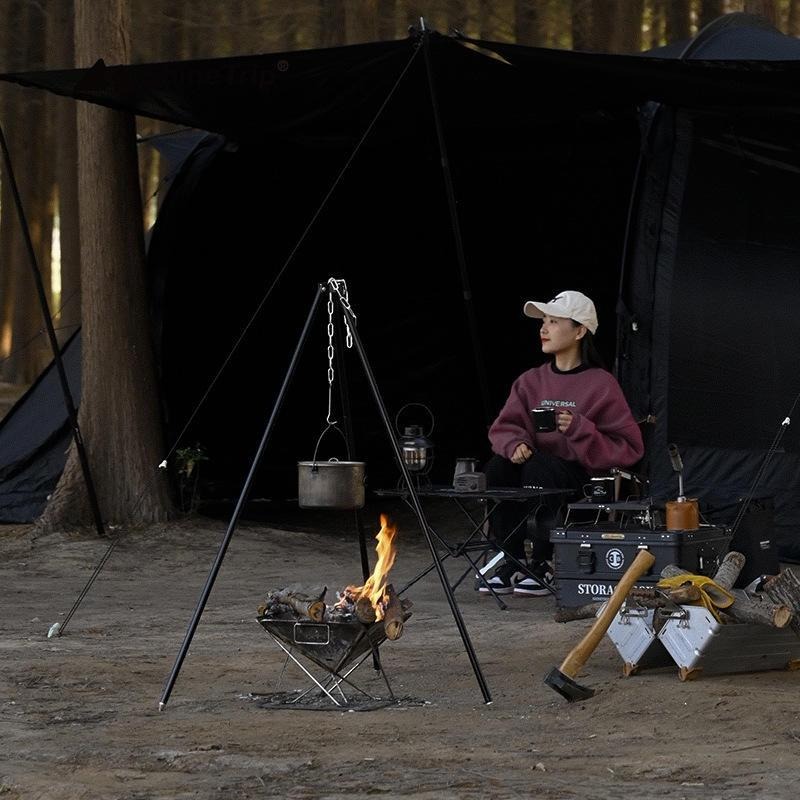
[[513, 563, 554, 597]]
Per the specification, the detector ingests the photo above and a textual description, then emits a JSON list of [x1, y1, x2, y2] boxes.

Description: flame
[[341, 514, 398, 620]]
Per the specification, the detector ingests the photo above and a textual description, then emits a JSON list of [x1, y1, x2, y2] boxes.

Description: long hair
[[571, 322, 605, 369]]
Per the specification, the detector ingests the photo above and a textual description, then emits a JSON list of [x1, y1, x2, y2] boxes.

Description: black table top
[[374, 485, 574, 500]]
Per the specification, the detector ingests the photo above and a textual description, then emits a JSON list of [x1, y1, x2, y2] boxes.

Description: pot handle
[[311, 424, 349, 469]]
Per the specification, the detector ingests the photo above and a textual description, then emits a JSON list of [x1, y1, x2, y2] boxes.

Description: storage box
[[550, 523, 730, 607], [605, 606, 673, 675], [657, 605, 800, 680]]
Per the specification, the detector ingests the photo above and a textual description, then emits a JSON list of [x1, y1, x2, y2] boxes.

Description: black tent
[[3, 14, 800, 556]]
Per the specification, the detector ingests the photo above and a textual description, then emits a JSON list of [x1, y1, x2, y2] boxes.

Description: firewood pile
[[557, 552, 800, 631], [257, 582, 413, 641], [660, 551, 799, 630]]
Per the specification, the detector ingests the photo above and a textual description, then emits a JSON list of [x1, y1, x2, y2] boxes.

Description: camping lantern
[[395, 404, 435, 483]]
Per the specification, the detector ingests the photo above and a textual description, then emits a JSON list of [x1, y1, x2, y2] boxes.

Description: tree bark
[[38, 0, 172, 528]]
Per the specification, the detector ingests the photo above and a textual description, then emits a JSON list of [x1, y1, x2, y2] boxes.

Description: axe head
[[544, 666, 595, 702]]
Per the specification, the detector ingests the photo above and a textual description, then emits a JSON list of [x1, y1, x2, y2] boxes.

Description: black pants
[[484, 451, 588, 561]]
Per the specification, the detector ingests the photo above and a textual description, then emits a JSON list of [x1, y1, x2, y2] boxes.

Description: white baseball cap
[[523, 290, 598, 334]]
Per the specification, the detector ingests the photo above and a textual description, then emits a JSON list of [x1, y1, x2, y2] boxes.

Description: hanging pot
[[298, 426, 365, 509], [298, 459, 366, 509]]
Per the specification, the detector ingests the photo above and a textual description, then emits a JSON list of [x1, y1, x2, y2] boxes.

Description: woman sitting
[[483, 290, 644, 596]]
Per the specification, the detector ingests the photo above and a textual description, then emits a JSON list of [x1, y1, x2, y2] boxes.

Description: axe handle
[[559, 548, 656, 678]]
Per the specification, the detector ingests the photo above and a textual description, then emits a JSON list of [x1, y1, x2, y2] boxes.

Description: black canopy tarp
[[2, 16, 800, 555]]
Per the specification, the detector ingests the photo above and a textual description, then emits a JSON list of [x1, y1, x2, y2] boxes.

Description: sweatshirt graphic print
[[488, 363, 644, 473]]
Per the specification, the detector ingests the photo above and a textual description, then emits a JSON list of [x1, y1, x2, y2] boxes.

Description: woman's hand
[[511, 443, 533, 464], [556, 410, 574, 433]]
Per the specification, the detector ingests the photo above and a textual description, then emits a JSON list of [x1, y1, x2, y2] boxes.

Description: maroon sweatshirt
[[488, 362, 644, 473]]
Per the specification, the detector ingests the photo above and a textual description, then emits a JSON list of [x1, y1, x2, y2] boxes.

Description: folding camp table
[[375, 485, 573, 609]]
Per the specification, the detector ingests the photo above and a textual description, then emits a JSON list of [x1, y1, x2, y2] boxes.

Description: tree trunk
[[320, 0, 346, 47], [590, 0, 616, 51], [344, 0, 379, 43], [744, 0, 778, 26], [789, 0, 800, 36], [665, 0, 692, 41], [698, 0, 724, 30], [39, 0, 172, 528], [515, 0, 544, 46], [571, 0, 594, 50], [376, 0, 398, 39], [614, 0, 644, 52], [647, 0, 666, 49]]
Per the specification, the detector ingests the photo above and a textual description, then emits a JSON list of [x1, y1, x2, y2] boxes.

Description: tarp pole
[[422, 31, 493, 425], [0, 120, 107, 542]]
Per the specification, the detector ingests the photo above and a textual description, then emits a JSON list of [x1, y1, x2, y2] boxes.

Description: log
[[273, 586, 327, 623], [712, 551, 746, 590], [354, 595, 376, 624], [659, 564, 790, 627], [660, 564, 691, 579], [382, 584, 405, 641], [727, 589, 793, 629], [764, 569, 800, 638], [553, 603, 601, 622]]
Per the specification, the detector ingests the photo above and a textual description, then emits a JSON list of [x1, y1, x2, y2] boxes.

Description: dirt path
[[2, 510, 799, 799]]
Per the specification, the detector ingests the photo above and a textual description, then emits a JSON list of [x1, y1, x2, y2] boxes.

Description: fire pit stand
[[160, 280, 492, 710], [256, 616, 395, 708]]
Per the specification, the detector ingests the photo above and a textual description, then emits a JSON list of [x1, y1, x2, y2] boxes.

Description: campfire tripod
[[159, 280, 493, 709]]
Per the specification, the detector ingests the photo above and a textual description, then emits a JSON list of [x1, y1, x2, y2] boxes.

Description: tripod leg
[[335, 295, 492, 704], [334, 312, 381, 674], [158, 285, 326, 710]]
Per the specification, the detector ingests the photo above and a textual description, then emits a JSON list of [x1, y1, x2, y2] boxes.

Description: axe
[[544, 547, 656, 701]]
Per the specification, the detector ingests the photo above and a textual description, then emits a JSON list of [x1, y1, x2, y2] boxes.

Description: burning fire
[[337, 514, 398, 620]]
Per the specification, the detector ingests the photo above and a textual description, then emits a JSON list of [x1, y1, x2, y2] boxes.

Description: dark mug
[[530, 407, 557, 433]]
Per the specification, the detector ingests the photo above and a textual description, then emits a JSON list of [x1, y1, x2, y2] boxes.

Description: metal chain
[[326, 289, 337, 425], [325, 278, 356, 426]]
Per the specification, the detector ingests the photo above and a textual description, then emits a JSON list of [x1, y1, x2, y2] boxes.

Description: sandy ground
[[2, 501, 800, 800]]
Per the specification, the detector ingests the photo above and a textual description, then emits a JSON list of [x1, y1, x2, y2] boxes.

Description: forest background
[[0, 0, 791, 527]]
